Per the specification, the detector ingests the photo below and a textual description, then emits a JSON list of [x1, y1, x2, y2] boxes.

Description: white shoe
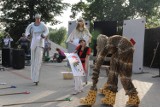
[[71, 91, 79, 95], [78, 90, 83, 93]]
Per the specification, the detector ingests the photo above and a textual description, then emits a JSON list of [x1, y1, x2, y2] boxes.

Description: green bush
[[49, 27, 67, 46], [0, 31, 5, 49], [90, 30, 100, 50]]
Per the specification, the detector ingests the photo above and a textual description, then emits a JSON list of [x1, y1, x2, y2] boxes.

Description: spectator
[[53, 48, 66, 63], [3, 34, 13, 48], [17, 33, 30, 55], [43, 37, 51, 61]]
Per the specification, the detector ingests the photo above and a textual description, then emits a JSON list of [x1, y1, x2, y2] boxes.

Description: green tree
[[71, 0, 160, 28], [90, 30, 100, 50], [0, 0, 68, 44], [49, 27, 67, 46], [0, 31, 5, 48]]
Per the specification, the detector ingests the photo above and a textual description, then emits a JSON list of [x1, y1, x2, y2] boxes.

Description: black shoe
[[126, 105, 138, 107], [85, 82, 88, 85], [34, 82, 39, 86], [101, 104, 113, 107], [78, 105, 92, 107]]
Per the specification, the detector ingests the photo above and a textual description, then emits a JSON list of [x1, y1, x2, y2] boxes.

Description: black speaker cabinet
[[2, 48, 12, 67], [93, 21, 117, 65], [94, 21, 117, 36], [12, 49, 25, 69]]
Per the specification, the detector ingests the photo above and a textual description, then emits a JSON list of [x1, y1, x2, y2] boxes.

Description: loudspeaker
[[12, 49, 25, 69], [93, 21, 117, 55], [144, 28, 160, 68], [93, 21, 117, 65], [2, 48, 12, 67]]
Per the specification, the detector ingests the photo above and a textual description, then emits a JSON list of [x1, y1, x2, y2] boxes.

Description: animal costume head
[[96, 34, 108, 54]]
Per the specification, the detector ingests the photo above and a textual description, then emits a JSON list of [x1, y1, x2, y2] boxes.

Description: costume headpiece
[[77, 17, 85, 23], [35, 13, 41, 19]]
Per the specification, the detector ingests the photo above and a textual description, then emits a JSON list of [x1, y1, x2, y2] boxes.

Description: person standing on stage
[[25, 13, 49, 85]]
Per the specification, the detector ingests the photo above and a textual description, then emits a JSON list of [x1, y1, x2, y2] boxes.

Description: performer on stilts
[[66, 17, 92, 84], [80, 34, 140, 107], [25, 13, 49, 85], [66, 17, 91, 46]]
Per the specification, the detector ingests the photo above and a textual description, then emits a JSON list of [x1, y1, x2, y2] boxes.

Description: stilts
[[2, 97, 71, 106]]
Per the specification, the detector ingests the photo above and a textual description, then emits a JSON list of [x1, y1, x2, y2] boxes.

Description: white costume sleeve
[[25, 23, 33, 37], [66, 28, 76, 43], [41, 22, 49, 37], [86, 28, 92, 37], [10, 38, 13, 41], [84, 28, 92, 44]]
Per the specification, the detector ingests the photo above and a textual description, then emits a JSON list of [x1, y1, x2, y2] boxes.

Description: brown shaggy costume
[[80, 34, 140, 107]]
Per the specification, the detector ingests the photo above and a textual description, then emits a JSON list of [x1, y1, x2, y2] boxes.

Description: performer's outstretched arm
[[91, 46, 108, 90], [42, 22, 49, 37], [25, 23, 33, 37]]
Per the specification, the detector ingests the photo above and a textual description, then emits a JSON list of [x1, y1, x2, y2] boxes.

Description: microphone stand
[[152, 42, 160, 78]]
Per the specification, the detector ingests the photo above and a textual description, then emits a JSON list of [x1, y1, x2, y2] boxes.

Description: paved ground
[[0, 61, 160, 107]]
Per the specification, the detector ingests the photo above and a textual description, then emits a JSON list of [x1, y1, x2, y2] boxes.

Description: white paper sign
[[65, 53, 85, 76]]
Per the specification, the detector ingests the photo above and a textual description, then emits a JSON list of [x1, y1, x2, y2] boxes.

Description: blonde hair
[[76, 22, 85, 31]]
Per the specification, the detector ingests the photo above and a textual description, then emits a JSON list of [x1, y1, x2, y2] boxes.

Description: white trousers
[[74, 76, 83, 92], [82, 59, 90, 83], [31, 47, 43, 82]]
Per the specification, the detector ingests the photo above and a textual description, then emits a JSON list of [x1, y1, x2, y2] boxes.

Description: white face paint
[[35, 18, 41, 24]]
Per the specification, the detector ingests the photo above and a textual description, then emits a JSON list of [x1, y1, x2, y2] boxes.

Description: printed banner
[[65, 53, 85, 76]]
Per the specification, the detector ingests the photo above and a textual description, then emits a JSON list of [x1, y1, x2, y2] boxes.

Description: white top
[[3, 37, 13, 48], [25, 22, 49, 49], [66, 27, 92, 46]]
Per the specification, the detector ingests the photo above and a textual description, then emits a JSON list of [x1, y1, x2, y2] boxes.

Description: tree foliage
[[0, 0, 68, 42], [0, 31, 5, 48], [71, 0, 160, 28], [49, 27, 67, 45]]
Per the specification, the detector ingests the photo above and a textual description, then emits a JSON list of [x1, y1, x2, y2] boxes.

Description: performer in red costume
[[76, 39, 91, 84]]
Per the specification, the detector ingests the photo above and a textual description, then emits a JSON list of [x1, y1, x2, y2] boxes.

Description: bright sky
[[49, 0, 83, 29], [0, 0, 83, 30]]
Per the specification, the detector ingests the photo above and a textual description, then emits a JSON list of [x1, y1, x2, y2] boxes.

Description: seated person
[[53, 48, 66, 63]]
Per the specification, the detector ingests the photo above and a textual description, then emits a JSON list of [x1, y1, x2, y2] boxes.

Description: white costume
[[66, 28, 92, 46], [25, 22, 49, 83], [66, 25, 92, 90]]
